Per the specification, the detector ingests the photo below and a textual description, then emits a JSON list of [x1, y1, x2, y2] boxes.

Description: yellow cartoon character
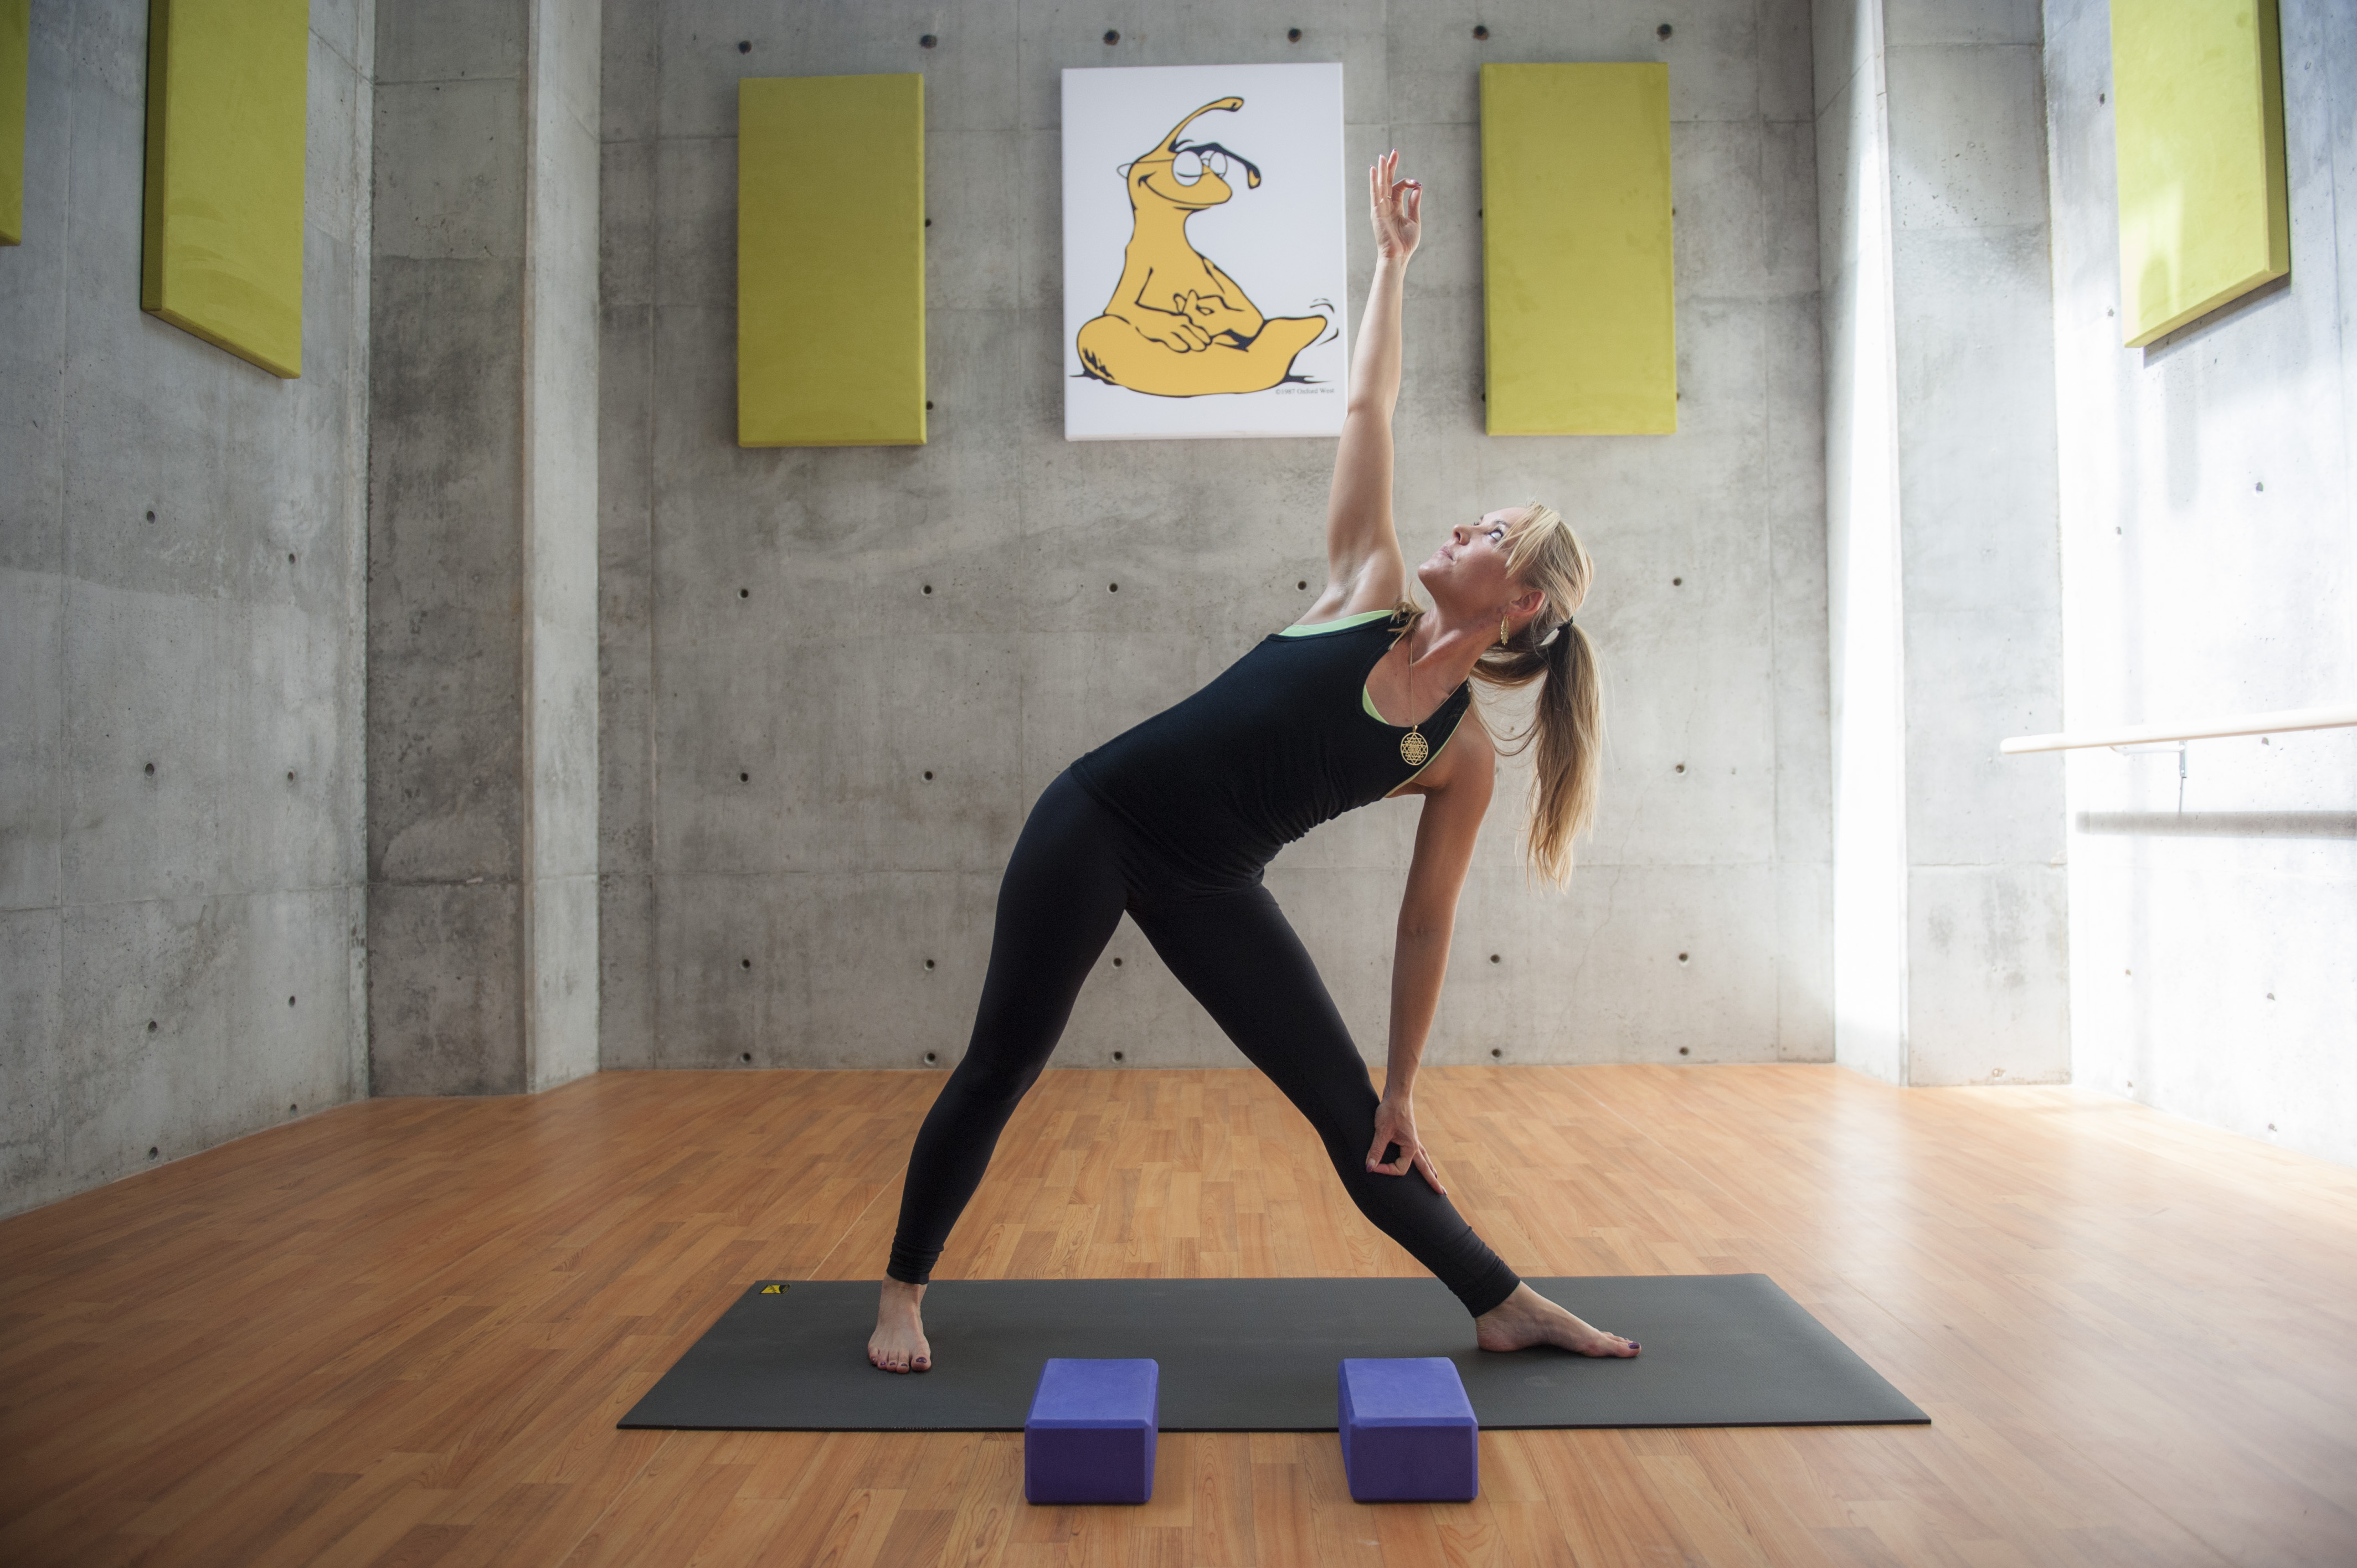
[[1075, 98, 1330, 397]]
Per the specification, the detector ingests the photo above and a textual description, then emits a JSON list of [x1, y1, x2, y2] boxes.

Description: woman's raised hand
[[1370, 149, 1422, 263]]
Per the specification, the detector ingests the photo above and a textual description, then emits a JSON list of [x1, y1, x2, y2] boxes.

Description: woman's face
[[1417, 508, 1532, 617]]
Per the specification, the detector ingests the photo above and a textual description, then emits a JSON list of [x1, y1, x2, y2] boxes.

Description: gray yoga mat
[[619, 1275, 1927, 1431]]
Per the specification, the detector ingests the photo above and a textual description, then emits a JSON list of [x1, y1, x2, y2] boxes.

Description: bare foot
[[1475, 1283, 1640, 1357], [868, 1278, 932, 1373]]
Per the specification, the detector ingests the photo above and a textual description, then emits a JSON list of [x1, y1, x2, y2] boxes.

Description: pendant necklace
[[1398, 625, 1430, 765]]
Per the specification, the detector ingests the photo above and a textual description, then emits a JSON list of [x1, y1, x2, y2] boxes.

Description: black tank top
[[1070, 612, 1474, 881]]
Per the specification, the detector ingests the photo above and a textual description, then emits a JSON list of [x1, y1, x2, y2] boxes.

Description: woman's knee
[[944, 1050, 1044, 1111]]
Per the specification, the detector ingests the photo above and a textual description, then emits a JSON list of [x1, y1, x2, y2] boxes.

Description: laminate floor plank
[[3, 1066, 2353, 1565]]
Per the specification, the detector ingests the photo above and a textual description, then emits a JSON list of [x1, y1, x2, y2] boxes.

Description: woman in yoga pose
[[870, 153, 1635, 1373]]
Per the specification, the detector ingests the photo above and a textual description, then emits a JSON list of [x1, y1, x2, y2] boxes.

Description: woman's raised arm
[[1310, 151, 1421, 621]]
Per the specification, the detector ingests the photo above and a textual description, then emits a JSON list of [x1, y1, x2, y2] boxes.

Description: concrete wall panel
[[2044, 0, 2357, 1166], [51, 887, 359, 1205], [368, 0, 600, 1098], [1814, 0, 2066, 1086], [0, 910, 65, 1201], [1905, 862, 2070, 1083], [0, 569, 65, 910], [604, 0, 1831, 1073], [368, 880, 524, 1095], [371, 81, 527, 261], [1, 1, 373, 1223]]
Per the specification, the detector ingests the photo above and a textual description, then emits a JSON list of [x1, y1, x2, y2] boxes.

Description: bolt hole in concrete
[[1677, 952, 1690, 963], [1672, 576, 1682, 586], [286, 770, 295, 782], [924, 958, 935, 969], [1489, 953, 1500, 963], [739, 771, 749, 782], [1674, 763, 1685, 773], [147, 1020, 157, 1032], [1104, 28, 1119, 45], [739, 587, 749, 598], [1112, 956, 1124, 967], [925, 1051, 939, 1065], [146, 510, 156, 522], [737, 39, 749, 53], [288, 553, 296, 563], [1680, 1046, 1690, 1055], [1113, 1051, 1125, 1061], [145, 762, 155, 776], [920, 33, 936, 48], [1491, 1048, 1502, 1058], [289, 1103, 297, 1113], [926, 400, 934, 409], [1473, 24, 1490, 40], [1658, 23, 1673, 38], [148, 1147, 158, 1159], [741, 1052, 752, 1063], [1298, 580, 1308, 590], [741, 957, 752, 969], [923, 770, 934, 781], [287, 996, 296, 1007], [923, 584, 933, 594], [1288, 27, 1301, 42]]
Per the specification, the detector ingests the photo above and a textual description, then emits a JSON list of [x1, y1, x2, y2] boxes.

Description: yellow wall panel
[[1481, 63, 1675, 436], [140, 0, 308, 377], [2, 0, 28, 245], [739, 74, 925, 447], [2111, 0, 2287, 347]]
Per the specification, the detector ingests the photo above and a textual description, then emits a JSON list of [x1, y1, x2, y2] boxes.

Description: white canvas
[[1062, 63, 1349, 441]]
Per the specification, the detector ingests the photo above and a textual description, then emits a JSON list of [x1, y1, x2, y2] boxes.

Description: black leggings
[[886, 771, 1522, 1317]]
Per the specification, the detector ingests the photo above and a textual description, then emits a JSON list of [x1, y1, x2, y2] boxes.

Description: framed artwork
[[1061, 62, 1349, 441]]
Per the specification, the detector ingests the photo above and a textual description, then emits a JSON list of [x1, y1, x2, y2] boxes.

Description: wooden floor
[[4, 1066, 2355, 1566]]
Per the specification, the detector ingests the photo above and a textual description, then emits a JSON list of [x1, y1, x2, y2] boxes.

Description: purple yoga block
[[1338, 1357, 1479, 1503], [1023, 1358, 1159, 1505]]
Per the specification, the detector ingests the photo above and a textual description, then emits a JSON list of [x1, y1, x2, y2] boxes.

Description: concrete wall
[[1813, 0, 1909, 1082], [0, 0, 376, 1218], [368, 0, 600, 1096], [599, 1, 1834, 1073], [2044, 0, 2357, 1165], [1812, 0, 2069, 1086]]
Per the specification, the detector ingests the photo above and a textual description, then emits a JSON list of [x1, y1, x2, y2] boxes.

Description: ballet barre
[[1999, 702, 2357, 756]]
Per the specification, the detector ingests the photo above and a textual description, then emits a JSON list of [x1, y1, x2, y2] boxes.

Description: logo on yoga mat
[[759, 1283, 789, 1294]]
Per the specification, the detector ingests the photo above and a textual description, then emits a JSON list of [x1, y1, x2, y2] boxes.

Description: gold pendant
[[1400, 728, 1430, 766]]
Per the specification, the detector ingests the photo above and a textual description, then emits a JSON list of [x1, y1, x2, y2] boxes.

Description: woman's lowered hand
[[1366, 1091, 1447, 1193]]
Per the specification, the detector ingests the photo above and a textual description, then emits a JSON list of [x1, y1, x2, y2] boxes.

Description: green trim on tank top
[[1275, 607, 1396, 637], [1273, 608, 1452, 762]]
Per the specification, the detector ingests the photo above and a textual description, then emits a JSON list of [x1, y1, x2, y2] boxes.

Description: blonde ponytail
[[1470, 506, 1602, 884]]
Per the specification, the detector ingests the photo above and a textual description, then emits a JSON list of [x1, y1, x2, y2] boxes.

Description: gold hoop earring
[[1498, 612, 1511, 649]]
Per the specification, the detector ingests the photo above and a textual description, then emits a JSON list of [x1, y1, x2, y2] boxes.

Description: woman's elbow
[[1396, 909, 1457, 945]]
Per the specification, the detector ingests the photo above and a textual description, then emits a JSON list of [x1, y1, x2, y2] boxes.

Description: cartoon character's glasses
[[1170, 141, 1263, 188]]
